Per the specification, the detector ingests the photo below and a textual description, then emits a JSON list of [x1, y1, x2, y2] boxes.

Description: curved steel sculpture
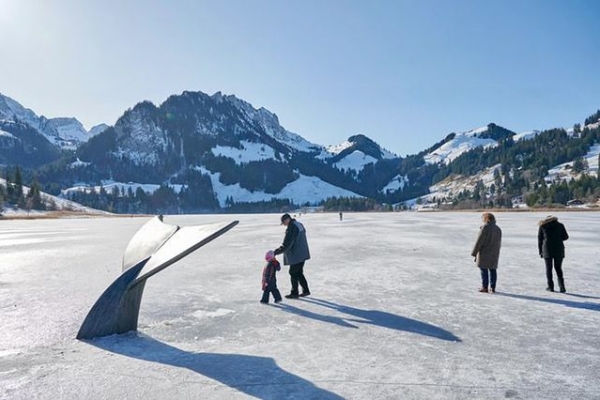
[[77, 216, 239, 340]]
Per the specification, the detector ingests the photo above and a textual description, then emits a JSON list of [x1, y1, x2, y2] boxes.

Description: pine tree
[[14, 166, 23, 199], [26, 177, 45, 210], [11, 166, 25, 208], [5, 170, 13, 201], [0, 181, 4, 215]]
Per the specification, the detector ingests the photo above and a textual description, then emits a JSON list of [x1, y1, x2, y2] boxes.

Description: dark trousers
[[261, 281, 282, 303], [289, 262, 309, 295], [544, 257, 565, 291], [480, 268, 497, 289]]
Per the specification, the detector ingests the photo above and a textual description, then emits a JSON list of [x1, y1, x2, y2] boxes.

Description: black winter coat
[[538, 217, 569, 259], [262, 259, 280, 290]]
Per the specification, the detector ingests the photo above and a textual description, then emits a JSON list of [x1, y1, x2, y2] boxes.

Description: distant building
[[566, 199, 584, 207]]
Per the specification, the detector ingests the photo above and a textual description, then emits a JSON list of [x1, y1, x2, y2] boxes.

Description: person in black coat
[[538, 215, 569, 293]]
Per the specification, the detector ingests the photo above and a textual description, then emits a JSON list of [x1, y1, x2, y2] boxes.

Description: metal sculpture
[[77, 216, 238, 340]]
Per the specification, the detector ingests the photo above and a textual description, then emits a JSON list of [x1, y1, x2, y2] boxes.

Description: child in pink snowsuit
[[261, 250, 282, 304]]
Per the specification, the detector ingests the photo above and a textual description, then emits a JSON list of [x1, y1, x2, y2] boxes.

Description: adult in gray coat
[[538, 215, 569, 293], [471, 212, 502, 293], [274, 213, 311, 299]]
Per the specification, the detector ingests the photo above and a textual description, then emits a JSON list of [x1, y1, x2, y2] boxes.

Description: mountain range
[[1, 90, 599, 213]]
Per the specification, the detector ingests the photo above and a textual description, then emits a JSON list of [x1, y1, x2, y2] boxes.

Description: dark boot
[[558, 278, 566, 293]]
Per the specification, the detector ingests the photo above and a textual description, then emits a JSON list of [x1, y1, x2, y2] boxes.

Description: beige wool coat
[[471, 221, 502, 269]]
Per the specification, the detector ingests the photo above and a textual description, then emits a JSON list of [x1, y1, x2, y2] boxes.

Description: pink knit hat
[[265, 250, 275, 261]]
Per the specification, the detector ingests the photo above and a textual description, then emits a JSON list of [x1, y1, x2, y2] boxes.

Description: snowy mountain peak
[[324, 134, 398, 173], [424, 123, 514, 165], [327, 134, 397, 160], [89, 123, 110, 137], [0, 92, 40, 129], [0, 92, 104, 149], [513, 130, 540, 142], [464, 125, 490, 137]]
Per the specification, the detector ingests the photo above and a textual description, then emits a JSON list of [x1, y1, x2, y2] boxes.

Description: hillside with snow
[[545, 143, 600, 183], [2, 89, 599, 212], [401, 164, 503, 209], [382, 174, 409, 193], [424, 124, 514, 165], [324, 134, 398, 173], [0, 178, 108, 216], [194, 167, 362, 207], [212, 140, 281, 165]]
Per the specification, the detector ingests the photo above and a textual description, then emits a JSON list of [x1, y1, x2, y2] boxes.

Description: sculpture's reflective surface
[[77, 216, 239, 340]]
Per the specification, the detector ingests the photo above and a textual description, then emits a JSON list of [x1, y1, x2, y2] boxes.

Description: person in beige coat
[[471, 213, 502, 293]]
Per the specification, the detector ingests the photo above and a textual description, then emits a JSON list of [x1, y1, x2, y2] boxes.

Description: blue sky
[[1, 0, 599, 155]]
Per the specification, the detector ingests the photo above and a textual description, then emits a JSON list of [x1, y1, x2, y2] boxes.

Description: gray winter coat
[[277, 219, 311, 266], [471, 221, 502, 269]]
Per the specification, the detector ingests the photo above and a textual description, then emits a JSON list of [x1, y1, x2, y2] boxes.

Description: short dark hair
[[280, 213, 292, 224]]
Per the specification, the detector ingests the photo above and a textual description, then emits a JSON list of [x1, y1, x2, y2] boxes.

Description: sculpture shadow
[[289, 298, 461, 342], [496, 292, 600, 312], [88, 334, 343, 400]]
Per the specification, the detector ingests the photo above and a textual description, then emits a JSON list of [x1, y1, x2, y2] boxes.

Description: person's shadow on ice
[[496, 292, 600, 312], [88, 334, 343, 400], [280, 298, 461, 342]]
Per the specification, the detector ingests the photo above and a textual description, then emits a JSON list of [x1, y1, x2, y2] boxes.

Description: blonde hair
[[482, 212, 496, 223]]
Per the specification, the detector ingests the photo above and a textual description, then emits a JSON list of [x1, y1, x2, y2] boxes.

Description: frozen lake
[[1, 211, 600, 399]]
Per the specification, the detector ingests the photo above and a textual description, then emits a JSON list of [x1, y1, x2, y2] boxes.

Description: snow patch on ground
[[197, 167, 362, 206], [326, 141, 353, 155], [192, 308, 235, 320], [424, 126, 498, 165], [382, 174, 409, 193], [333, 150, 378, 172], [212, 140, 280, 165], [545, 143, 600, 183], [68, 158, 91, 169], [513, 130, 540, 142], [62, 181, 186, 197], [0, 129, 16, 139], [585, 120, 600, 130]]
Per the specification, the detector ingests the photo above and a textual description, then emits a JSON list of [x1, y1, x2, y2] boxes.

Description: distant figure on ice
[[339, 212, 343, 221], [538, 215, 569, 293], [274, 213, 311, 299], [260, 250, 282, 304], [471, 212, 502, 293]]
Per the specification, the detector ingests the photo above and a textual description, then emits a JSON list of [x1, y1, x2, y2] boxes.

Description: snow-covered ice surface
[[1, 212, 600, 399]]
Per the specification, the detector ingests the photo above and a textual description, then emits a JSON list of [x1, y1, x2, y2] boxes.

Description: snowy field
[[1, 212, 600, 399]]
